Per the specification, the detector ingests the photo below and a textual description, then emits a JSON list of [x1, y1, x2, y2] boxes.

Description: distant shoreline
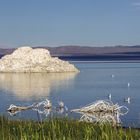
[[69, 60, 140, 63], [0, 54, 140, 62], [0, 45, 140, 62], [58, 55, 140, 62]]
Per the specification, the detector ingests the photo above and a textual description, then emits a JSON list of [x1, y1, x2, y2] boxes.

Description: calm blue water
[[0, 62, 140, 127]]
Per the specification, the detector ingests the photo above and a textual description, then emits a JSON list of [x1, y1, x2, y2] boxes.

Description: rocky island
[[0, 46, 79, 73]]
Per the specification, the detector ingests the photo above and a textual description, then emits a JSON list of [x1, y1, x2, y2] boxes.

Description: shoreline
[[70, 60, 140, 63]]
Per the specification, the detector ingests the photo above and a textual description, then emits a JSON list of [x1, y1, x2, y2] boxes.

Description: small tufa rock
[[0, 46, 79, 73]]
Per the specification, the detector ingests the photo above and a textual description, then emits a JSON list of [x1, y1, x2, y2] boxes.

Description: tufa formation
[[0, 46, 79, 73]]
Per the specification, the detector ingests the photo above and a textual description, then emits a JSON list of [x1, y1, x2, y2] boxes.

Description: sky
[[0, 0, 140, 48]]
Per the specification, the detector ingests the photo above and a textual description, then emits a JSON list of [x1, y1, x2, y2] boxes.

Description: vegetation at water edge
[[0, 116, 140, 140]]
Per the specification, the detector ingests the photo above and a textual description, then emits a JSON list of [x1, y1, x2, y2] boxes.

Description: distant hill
[[0, 48, 15, 56], [0, 45, 140, 60], [39, 45, 140, 56]]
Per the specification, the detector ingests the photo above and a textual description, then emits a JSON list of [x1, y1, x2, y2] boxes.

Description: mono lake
[[0, 62, 140, 127]]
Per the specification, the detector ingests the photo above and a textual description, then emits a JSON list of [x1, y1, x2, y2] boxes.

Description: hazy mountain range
[[0, 45, 140, 60]]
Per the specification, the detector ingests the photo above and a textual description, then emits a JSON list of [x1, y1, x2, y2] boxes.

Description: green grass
[[0, 116, 140, 140]]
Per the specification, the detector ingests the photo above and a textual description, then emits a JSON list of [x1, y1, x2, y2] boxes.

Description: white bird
[[124, 97, 130, 104], [127, 83, 130, 87], [111, 74, 114, 78], [108, 94, 111, 100]]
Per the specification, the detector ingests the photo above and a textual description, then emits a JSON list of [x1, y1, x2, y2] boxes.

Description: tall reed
[[0, 116, 140, 140]]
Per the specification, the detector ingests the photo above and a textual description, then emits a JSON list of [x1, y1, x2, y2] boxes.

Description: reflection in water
[[71, 100, 129, 125], [79, 112, 121, 126], [7, 104, 35, 116], [0, 73, 77, 100], [7, 98, 128, 125], [7, 99, 68, 117]]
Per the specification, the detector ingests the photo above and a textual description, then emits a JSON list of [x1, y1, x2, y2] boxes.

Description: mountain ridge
[[0, 45, 140, 60]]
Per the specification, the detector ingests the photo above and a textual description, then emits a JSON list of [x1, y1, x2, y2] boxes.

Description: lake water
[[0, 62, 140, 128]]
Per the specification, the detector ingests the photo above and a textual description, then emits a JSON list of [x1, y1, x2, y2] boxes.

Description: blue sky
[[0, 0, 140, 47]]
